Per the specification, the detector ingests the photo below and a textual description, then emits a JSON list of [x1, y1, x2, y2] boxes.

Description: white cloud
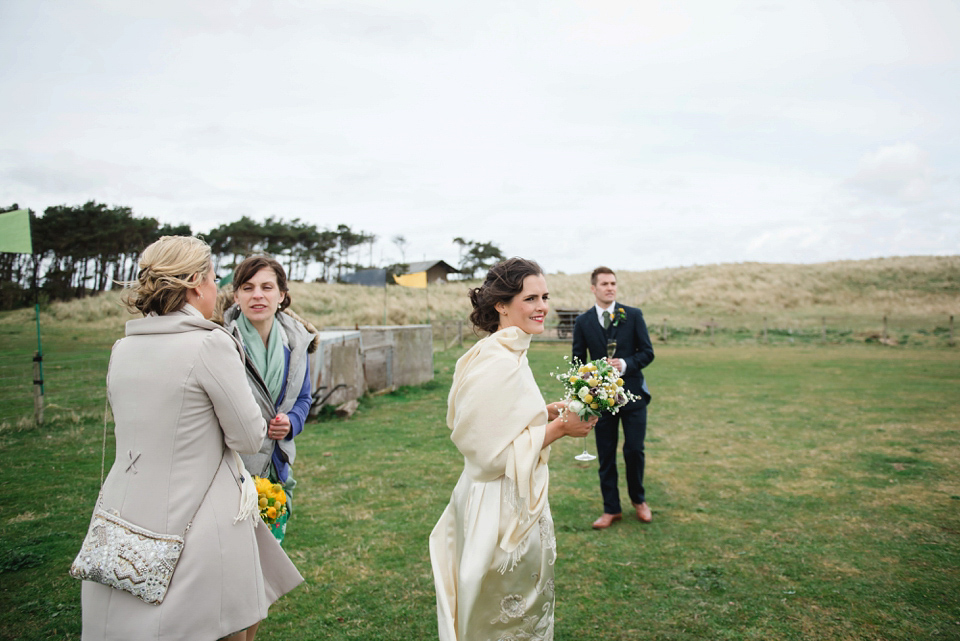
[[845, 143, 933, 203]]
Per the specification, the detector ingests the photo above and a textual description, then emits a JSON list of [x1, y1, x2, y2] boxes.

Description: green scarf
[[236, 313, 285, 404]]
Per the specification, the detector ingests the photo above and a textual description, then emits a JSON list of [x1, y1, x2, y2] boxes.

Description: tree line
[[0, 201, 504, 310]]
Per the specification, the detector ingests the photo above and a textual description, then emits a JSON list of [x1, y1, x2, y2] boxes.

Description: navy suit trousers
[[594, 399, 647, 514]]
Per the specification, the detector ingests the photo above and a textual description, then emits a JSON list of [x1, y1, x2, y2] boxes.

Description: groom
[[572, 267, 655, 529]]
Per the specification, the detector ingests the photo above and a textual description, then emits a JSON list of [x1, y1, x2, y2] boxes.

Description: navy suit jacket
[[572, 303, 654, 404]]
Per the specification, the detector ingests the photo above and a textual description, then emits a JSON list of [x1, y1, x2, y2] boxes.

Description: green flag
[[0, 209, 33, 254]]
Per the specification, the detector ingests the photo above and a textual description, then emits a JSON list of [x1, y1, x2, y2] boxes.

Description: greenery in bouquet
[[254, 476, 288, 525], [554, 357, 638, 419]]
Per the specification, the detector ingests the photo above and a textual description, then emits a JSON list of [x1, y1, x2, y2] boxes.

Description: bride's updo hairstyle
[[468, 257, 543, 334], [124, 236, 212, 317]]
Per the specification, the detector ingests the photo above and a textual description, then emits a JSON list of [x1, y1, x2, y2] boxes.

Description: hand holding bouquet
[[555, 357, 638, 419]]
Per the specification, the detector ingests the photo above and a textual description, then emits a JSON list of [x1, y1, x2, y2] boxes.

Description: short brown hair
[[124, 236, 211, 316], [468, 257, 543, 334], [232, 255, 292, 312], [591, 266, 616, 285]]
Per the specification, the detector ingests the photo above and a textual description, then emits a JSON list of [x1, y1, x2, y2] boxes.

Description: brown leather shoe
[[633, 502, 652, 523], [591, 513, 622, 529]]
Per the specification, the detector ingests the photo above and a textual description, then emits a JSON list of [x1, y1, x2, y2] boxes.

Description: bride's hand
[[543, 408, 597, 448], [546, 401, 568, 421], [558, 410, 597, 438]]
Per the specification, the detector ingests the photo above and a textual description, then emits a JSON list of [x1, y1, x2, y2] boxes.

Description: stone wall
[[358, 324, 433, 392], [307, 325, 434, 412], [308, 330, 364, 414]]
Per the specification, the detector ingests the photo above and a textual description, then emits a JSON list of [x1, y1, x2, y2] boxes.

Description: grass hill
[[2, 255, 957, 342]]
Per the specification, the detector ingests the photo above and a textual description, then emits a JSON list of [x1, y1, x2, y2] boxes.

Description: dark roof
[[341, 268, 387, 287], [404, 260, 460, 274]]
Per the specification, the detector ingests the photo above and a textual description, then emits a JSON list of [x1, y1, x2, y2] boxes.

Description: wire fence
[[2, 315, 955, 427], [0, 350, 108, 427], [433, 314, 958, 348]]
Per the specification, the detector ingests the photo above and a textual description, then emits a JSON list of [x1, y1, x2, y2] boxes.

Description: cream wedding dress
[[430, 327, 557, 641]]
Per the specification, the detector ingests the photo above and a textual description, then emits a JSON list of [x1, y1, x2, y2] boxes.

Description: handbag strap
[[98, 394, 229, 537], [100, 395, 109, 487], [182, 454, 224, 536]]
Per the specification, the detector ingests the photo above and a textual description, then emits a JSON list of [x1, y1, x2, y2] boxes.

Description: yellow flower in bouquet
[[555, 356, 639, 419], [253, 476, 288, 525]]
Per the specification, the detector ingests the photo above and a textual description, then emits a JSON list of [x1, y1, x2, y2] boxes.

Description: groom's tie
[[602, 310, 611, 330]]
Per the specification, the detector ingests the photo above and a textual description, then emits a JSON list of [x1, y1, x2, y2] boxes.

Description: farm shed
[[402, 260, 460, 284]]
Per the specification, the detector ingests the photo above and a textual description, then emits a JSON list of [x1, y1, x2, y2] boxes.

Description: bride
[[430, 257, 597, 641]]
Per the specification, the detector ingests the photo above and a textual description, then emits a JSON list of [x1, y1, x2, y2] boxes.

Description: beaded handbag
[[70, 400, 221, 605], [69, 498, 186, 604]]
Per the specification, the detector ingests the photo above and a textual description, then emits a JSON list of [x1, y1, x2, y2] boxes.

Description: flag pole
[[28, 212, 44, 425]]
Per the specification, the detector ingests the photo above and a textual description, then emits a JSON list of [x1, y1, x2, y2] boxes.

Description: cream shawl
[[447, 326, 550, 565]]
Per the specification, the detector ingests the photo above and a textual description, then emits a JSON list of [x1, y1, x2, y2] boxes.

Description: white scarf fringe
[[497, 476, 531, 574], [232, 451, 259, 525]]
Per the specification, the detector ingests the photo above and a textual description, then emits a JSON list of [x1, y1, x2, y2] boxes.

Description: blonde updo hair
[[123, 236, 212, 316]]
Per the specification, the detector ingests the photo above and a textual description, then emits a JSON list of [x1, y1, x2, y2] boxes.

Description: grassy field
[[2, 256, 957, 424], [1, 340, 958, 640]]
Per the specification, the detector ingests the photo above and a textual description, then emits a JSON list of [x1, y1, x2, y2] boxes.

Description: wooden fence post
[[763, 317, 768, 344], [882, 315, 888, 340], [33, 352, 44, 427], [661, 318, 667, 342], [709, 317, 715, 345], [822, 316, 827, 343], [951, 315, 955, 346]]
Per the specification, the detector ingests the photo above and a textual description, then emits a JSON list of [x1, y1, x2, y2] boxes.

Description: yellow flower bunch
[[253, 476, 288, 525]]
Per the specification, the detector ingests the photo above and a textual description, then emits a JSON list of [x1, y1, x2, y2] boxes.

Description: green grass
[[1, 343, 959, 640]]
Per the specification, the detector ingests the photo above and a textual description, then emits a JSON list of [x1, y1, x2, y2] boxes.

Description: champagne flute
[[573, 393, 597, 462], [574, 437, 596, 462]]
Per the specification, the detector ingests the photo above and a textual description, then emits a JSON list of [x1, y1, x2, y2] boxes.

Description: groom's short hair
[[591, 266, 616, 285]]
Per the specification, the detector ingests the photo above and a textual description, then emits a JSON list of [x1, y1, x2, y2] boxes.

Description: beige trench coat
[[81, 306, 303, 640]]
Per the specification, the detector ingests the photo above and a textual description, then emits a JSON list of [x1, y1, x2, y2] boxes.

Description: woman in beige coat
[[80, 236, 302, 641]]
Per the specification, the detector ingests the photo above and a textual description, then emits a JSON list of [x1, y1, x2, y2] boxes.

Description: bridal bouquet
[[254, 476, 288, 525], [554, 357, 638, 419]]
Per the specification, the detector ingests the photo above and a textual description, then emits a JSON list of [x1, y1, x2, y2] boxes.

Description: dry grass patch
[[4, 256, 956, 340], [6, 512, 47, 525]]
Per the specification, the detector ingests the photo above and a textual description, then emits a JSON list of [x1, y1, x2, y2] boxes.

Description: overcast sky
[[2, 0, 958, 274]]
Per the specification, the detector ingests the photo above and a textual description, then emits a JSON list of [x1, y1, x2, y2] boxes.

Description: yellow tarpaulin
[[393, 271, 427, 288], [0, 209, 33, 254]]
